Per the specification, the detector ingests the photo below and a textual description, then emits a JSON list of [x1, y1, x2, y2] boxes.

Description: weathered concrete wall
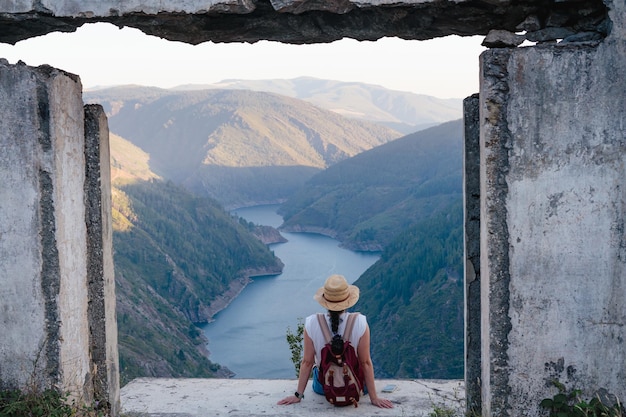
[[0, 61, 118, 413], [0, 61, 90, 393], [463, 94, 481, 416], [0, 61, 52, 390], [84, 104, 120, 416], [478, 2, 626, 415], [51, 62, 93, 402], [0, 0, 608, 45]]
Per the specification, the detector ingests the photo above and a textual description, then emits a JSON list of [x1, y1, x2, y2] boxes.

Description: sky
[[0, 22, 486, 99]]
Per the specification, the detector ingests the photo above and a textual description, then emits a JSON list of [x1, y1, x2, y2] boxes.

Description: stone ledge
[[0, 2, 609, 45], [121, 378, 464, 417]]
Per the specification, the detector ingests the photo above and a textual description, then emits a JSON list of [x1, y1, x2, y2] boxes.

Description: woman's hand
[[277, 329, 315, 406], [371, 396, 394, 408], [277, 395, 301, 405]]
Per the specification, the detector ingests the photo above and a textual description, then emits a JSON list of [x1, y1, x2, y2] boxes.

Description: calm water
[[201, 205, 379, 379]]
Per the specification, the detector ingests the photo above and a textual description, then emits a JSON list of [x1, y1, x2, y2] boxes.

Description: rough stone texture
[[0, 61, 117, 408], [0, 0, 609, 45], [0, 62, 90, 390], [120, 378, 465, 417], [84, 104, 120, 416], [479, 47, 515, 417], [0, 61, 51, 390], [0, 61, 90, 390], [48, 61, 94, 404], [482, 30, 525, 48], [479, 7, 626, 417], [525, 27, 576, 43], [463, 94, 481, 416]]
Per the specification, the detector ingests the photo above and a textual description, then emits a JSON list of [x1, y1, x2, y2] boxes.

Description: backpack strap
[[317, 312, 359, 343], [317, 313, 333, 343], [343, 313, 358, 343]]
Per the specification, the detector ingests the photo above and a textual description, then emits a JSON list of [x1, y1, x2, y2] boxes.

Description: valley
[[94, 78, 465, 383]]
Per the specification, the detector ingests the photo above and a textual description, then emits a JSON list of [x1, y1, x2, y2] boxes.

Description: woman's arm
[[357, 325, 394, 408], [277, 329, 315, 405]]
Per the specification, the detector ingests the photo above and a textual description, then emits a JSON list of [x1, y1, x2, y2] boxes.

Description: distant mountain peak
[[171, 77, 462, 134], [85, 86, 401, 208]]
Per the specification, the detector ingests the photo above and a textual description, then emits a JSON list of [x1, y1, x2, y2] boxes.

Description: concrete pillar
[[85, 104, 120, 415], [479, 29, 626, 417], [0, 61, 119, 414], [0, 60, 89, 394], [463, 93, 481, 416], [0, 61, 51, 389]]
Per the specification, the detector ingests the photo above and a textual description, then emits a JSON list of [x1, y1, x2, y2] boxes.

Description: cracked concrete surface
[[120, 378, 464, 417]]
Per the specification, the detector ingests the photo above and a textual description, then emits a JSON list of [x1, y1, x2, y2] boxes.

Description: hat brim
[[313, 285, 360, 311]]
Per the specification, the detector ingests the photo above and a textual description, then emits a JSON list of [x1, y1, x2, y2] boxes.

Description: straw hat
[[314, 274, 360, 311]]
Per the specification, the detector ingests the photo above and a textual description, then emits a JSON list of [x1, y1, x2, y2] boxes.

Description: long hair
[[328, 309, 344, 334], [329, 310, 345, 354]]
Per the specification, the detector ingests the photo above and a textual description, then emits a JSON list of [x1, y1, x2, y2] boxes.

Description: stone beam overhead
[[0, 0, 609, 45]]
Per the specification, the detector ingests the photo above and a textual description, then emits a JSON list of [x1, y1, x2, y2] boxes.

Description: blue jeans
[[312, 367, 325, 395], [312, 366, 368, 395]]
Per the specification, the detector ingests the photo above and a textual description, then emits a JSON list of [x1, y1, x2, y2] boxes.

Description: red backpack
[[316, 312, 365, 407]]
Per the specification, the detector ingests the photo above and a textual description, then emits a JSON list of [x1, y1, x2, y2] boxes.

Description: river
[[201, 204, 380, 379]]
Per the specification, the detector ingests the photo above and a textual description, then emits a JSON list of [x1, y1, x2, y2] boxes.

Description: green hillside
[[97, 90, 466, 382], [354, 201, 464, 379], [279, 119, 463, 250], [277, 119, 465, 379], [86, 86, 401, 209], [109, 135, 284, 385]]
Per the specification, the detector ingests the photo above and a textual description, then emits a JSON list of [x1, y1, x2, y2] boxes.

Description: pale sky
[[0, 22, 486, 99]]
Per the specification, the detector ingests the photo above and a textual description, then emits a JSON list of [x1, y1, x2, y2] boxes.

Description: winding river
[[201, 204, 380, 378]]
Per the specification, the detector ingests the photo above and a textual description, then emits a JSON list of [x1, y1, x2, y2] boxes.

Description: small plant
[[428, 404, 458, 417], [540, 380, 625, 417], [0, 386, 108, 417], [427, 383, 467, 417], [0, 387, 73, 417], [285, 318, 304, 378]]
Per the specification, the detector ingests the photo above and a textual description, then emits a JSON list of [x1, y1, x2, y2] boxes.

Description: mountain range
[[86, 79, 466, 382], [85, 85, 402, 209], [172, 77, 463, 134]]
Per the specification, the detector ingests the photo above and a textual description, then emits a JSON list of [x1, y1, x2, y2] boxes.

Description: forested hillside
[[96, 86, 466, 382], [86, 86, 401, 209], [276, 119, 465, 379], [354, 201, 464, 379], [279, 119, 463, 251], [109, 134, 284, 384]]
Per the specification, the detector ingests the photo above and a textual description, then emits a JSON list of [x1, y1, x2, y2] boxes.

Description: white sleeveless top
[[305, 311, 367, 365]]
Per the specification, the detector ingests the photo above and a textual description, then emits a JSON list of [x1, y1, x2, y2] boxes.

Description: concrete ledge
[[121, 378, 464, 417]]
